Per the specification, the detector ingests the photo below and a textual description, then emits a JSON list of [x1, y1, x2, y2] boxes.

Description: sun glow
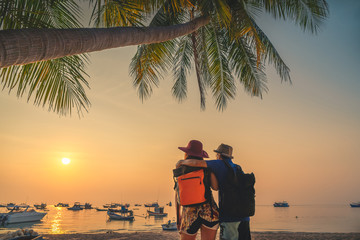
[[61, 158, 71, 165]]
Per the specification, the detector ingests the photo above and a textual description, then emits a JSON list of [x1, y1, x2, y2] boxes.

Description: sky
[[0, 0, 359, 206]]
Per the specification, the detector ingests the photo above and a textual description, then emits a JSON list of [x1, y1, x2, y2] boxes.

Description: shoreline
[[38, 231, 360, 240]]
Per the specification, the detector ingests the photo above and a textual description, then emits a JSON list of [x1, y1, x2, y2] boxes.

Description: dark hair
[[186, 155, 203, 160]]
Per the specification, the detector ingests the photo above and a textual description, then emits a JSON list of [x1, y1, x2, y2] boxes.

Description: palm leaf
[[129, 1, 182, 101], [90, 0, 144, 27], [250, 18, 291, 83], [229, 37, 267, 97], [172, 35, 193, 102], [1, 55, 90, 116], [0, 0, 90, 116], [207, 23, 235, 111], [250, 0, 329, 34]]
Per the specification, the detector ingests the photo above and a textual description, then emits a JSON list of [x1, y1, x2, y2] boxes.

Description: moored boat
[[350, 202, 360, 207], [162, 220, 177, 231], [96, 207, 108, 211], [68, 202, 83, 210], [0, 206, 47, 225], [54, 203, 69, 207], [147, 206, 168, 217], [34, 203, 47, 210], [144, 202, 159, 208], [107, 210, 134, 221], [273, 201, 289, 207]]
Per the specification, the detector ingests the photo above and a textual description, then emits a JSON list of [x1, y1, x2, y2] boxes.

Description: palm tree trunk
[[0, 16, 209, 68]]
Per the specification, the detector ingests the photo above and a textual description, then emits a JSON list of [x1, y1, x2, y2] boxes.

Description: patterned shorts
[[180, 201, 219, 235]]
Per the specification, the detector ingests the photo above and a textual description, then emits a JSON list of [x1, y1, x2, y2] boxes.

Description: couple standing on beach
[[174, 140, 251, 240]]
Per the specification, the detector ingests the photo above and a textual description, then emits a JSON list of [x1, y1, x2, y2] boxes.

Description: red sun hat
[[178, 140, 209, 158]]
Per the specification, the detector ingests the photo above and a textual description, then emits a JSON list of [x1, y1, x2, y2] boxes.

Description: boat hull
[[6, 212, 47, 224], [162, 223, 177, 231], [107, 212, 134, 221], [147, 211, 168, 217]]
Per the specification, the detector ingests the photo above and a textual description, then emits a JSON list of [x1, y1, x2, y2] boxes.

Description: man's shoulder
[[205, 159, 225, 171]]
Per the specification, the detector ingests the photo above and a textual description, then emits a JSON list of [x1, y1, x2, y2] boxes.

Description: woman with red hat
[[175, 140, 219, 240]]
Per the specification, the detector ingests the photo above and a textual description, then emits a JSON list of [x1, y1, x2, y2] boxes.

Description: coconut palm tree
[[0, 0, 328, 115], [130, 0, 329, 110]]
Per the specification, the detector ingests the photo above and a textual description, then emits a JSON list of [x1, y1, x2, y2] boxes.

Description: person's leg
[[238, 221, 251, 240], [200, 223, 219, 240], [220, 222, 240, 240], [180, 232, 197, 240]]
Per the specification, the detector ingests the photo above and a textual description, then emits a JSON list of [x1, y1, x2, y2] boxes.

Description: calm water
[[1, 205, 359, 234]]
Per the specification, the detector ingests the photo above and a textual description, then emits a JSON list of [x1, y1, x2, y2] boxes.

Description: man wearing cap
[[176, 143, 251, 240]]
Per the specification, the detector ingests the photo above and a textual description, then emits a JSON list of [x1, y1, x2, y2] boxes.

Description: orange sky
[[1, 1, 359, 206]]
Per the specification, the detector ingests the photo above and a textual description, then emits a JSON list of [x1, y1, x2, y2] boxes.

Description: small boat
[[0, 206, 47, 225], [103, 203, 117, 208], [83, 203, 93, 209], [6, 203, 16, 210], [162, 220, 177, 231], [107, 210, 134, 221], [68, 202, 83, 210], [350, 202, 360, 207], [134, 204, 141, 206], [54, 203, 69, 207], [147, 206, 168, 217], [144, 202, 159, 208], [34, 203, 47, 210], [96, 208, 108, 211], [273, 201, 289, 207]]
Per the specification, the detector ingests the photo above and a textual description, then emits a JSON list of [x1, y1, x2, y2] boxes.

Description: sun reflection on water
[[51, 207, 65, 234]]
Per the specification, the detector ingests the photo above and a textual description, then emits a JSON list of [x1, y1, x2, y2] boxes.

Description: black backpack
[[220, 161, 255, 218]]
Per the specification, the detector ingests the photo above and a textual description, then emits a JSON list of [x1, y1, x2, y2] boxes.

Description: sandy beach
[[39, 231, 360, 240]]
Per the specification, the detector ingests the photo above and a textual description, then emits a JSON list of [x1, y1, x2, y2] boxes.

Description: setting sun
[[61, 158, 71, 165]]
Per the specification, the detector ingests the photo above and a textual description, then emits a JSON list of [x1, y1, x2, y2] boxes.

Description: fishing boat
[[273, 201, 289, 207], [162, 220, 177, 231], [68, 202, 83, 210], [34, 203, 47, 210], [147, 206, 168, 217], [0, 206, 47, 225], [144, 202, 159, 208], [54, 203, 69, 207], [107, 210, 134, 221], [350, 202, 360, 207]]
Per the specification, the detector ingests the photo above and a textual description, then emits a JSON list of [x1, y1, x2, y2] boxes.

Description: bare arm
[[176, 159, 208, 168], [210, 172, 219, 191]]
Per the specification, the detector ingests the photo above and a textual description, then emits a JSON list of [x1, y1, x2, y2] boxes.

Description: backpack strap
[[223, 160, 239, 184]]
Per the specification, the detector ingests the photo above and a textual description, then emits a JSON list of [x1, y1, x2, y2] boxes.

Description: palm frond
[[250, 0, 329, 34], [1, 55, 90, 116], [207, 24, 235, 111], [229, 37, 267, 97], [199, 0, 232, 28], [172, 35, 193, 102], [90, 0, 144, 27], [0, 0, 90, 116], [130, 41, 175, 101], [228, 0, 265, 66], [129, 1, 183, 101], [250, 18, 291, 83]]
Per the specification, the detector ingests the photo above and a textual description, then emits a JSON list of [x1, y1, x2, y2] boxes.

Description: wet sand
[[40, 231, 360, 240]]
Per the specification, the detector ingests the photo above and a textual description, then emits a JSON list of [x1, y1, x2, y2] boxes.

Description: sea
[[0, 204, 359, 234]]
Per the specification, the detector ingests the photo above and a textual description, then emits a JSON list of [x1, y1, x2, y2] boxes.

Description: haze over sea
[[1, 204, 359, 234]]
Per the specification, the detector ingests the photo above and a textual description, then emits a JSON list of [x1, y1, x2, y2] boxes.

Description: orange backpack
[[176, 169, 207, 206]]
